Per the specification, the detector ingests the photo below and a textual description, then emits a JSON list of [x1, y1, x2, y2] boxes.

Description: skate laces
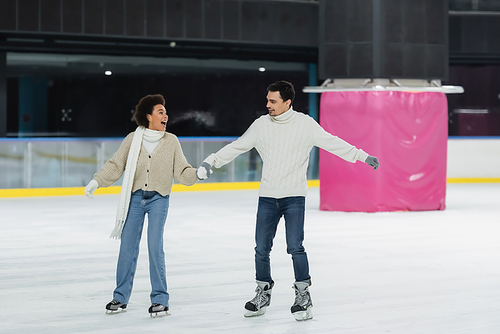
[[250, 286, 268, 306], [293, 286, 309, 306]]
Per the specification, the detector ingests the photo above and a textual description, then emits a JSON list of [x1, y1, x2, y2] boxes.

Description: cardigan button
[[149, 155, 151, 158], [145, 184, 147, 187]]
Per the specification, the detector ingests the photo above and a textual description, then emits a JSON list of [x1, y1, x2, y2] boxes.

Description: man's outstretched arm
[[312, 120, 380, 170], [201, 120, 259, 169]]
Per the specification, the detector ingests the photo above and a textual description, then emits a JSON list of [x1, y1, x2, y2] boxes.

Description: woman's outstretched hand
[[85, 180, 98, 198]]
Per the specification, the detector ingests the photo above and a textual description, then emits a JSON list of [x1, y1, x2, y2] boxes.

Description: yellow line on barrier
[[307, 180, 320, 187], [172, 181, 261, 192], [0, 186, 123, 198], [447, 178, 500, 183], [0, 181, 265, 198], [1, 178, 499, 198]]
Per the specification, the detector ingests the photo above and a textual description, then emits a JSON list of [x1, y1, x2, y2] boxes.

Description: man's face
[[266, 91, 290, 116], [147, 104, 168, 131]]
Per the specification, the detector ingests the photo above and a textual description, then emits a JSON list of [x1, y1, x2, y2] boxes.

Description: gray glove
[[196, 162, 213, 180], [365, 156, 379, 170]]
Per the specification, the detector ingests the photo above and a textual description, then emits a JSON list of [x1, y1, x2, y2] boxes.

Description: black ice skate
[[290, 280, 313, 321], [244, 280, 274, 317], [105, 299, 127, 314], [149, 303, 170, 317]]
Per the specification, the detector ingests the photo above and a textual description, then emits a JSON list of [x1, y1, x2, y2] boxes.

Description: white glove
[[196, 162, 213, 180], [85, 180, 98, 198]]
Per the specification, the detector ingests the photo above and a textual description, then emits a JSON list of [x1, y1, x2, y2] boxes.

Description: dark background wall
[[449, 13, 500, 63], [318, 0, 448, 80], [447, 12, 500, 136], [1, 0, 500, 137], [0, 0, 318, 62], [0, 0, 317, 137], [2, 1, 500, 78], [40, 71, 310, 137]]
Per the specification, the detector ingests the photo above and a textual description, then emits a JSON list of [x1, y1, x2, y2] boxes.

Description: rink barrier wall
[[0, 181, 319, 198], [1, 179, 500, 198], [447, 136, 500, 179], [1, 136, 499, 198]]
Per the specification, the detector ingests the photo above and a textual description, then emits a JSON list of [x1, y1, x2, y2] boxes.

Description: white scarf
[[110, 126, 165, 239]]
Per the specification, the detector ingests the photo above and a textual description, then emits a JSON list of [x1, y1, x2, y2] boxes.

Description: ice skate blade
[[150, 311, 171, 318], [244, 306, 267, 318], [293, 308, 313, 322], [105, 309, 127, 315]]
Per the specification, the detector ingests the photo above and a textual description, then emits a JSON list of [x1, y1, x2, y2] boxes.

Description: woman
[[85, 94, 211, 317]]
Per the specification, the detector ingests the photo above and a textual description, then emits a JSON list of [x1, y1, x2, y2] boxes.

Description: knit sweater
[[206, 108, 369, 198], [93, 132, 198, 196]]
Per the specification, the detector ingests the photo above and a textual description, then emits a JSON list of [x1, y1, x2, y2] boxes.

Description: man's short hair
[[267, 80, 295, 104], [133, 94, 165, 127]]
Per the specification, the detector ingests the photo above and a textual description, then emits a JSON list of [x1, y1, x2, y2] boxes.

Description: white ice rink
[[1, 183, 500, 334]]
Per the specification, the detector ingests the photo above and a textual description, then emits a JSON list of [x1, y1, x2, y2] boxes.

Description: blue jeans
[[113, 190, 170, 306], [255, 196, 310, 283]]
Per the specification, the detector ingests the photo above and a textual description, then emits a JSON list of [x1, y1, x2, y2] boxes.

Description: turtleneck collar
[[143, 128, 165, 143], [271, 107, 295, 124]]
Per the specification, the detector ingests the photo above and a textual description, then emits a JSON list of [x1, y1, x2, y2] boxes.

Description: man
[[197, 80, 379, 321]]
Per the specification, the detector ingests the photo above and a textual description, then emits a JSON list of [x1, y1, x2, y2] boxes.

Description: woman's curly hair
[[133, 94, 165, 127]]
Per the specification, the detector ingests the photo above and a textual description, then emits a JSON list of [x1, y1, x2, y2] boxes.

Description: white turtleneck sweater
[[205, 108, 369, 198], [142, 128, 162, 153]]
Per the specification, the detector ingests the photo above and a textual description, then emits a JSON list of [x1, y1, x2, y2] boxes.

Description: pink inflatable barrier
[[319, 91, 448, 212]]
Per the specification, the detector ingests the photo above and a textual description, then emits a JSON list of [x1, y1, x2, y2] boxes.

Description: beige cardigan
[[93, 132, 198, 196]]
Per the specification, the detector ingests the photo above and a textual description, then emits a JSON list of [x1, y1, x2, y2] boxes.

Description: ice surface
[[1, 184, 500, 334]]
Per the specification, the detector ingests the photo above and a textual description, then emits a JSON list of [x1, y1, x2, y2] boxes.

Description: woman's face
[[147, 104, 168, 131]]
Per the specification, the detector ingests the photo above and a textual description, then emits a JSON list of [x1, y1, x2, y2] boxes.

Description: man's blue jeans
[[113, 190, 170, 306], [255, 196, 310, 283]]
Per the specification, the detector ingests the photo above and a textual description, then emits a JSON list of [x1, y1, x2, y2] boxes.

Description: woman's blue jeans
[[113, 190, 170, 306], [254, 196, 310, 283]]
